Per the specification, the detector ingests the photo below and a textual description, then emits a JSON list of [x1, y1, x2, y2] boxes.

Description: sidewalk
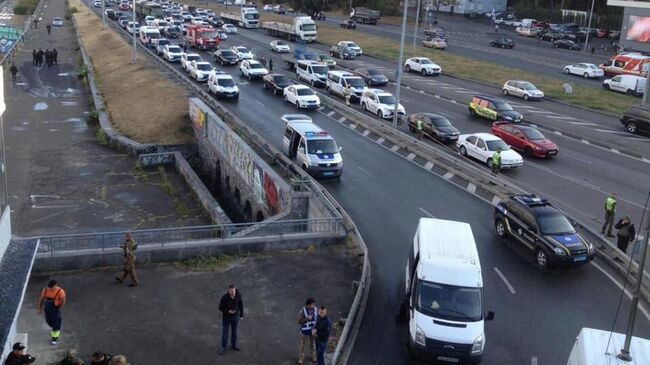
[[3, 0, 210, 236], [18, 249, 360, 364]]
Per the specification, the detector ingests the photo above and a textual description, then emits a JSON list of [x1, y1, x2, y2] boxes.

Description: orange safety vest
[[41, 286, 66, 307]]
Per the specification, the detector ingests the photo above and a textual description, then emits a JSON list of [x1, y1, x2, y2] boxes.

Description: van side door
[[297, 138, 308, 166], [282, 125, 293, 156]]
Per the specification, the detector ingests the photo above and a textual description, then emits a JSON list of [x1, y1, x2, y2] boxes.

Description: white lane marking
[[406, 153, 416, 161], [424, 161, 434, 170], [443, 172, 454, 180], [493, 267, 516, 294], [434, 94, 441, 99], [526, 110, 557, 115], [450, 99, 457, 104], [455, 90, 476, 94], [356, 166, 375, 178], [547, 115, 577, 120], [255, 100, 264, 106], [569, 121, 601, 126], [591, 261, 650, 322], [531, 356, 538, 365], [418, 207, 436, 218], [327, 111, 335, 117], [338, 116, 346, 123], [376, 137, 385, 144], [419, 90, 425, 94], [554, 130, 563, 135], [611, 148, 620, 154], [643, 157, 650, 163], [467, 182, 476, 194], [491, 196, 501, 206], [390, 145, 400, 152], [526, 160, 601, 190], [362, 130, 370, 137], [580, 138, 590, 144]]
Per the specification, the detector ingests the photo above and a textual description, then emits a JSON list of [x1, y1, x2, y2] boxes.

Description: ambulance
[[600, 52, 650, 77]]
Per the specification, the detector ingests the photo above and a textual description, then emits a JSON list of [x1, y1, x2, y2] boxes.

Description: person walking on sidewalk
[[9, 64, 17, 82], [33, 18, 39, 29], [615, 215, 636, 254], [37, 48, 44, 67], [115, 233, 139, 286], [268, 57, 273, 72], [219, 284, 244, 355], [46, 24, 51, 35], [37, 279, 66, 345], [53, 48, 58, 65], [312, 307, 331, 365], [32, 49, 38, 66], [4, 343, 36, 365], [602, 193, 617, 237], [297, 298, 318, 365]]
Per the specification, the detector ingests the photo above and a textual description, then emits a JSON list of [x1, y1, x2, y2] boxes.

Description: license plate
[[548, 150, 557, 155], [574, 255, 587, 262], [437, 356, 459, 363], [322, 171, 334, 176]]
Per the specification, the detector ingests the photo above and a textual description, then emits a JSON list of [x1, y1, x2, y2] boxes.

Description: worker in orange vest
[[37, 279, 67, 345]]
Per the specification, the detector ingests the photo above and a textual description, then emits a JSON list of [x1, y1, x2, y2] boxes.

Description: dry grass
[[71, 0, 193, 144]]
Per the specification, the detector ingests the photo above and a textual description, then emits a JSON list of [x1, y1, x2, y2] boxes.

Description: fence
[[36, 217, 343, 254]]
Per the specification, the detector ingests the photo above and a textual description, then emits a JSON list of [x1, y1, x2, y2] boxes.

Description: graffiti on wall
[[189, 99, 207, 132]]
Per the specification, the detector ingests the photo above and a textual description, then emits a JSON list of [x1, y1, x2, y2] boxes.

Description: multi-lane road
[[89, 4, 650, 364]]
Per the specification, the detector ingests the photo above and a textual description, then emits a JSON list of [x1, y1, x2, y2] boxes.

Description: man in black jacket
[[615, 215, 636, 254], [313, 307, 332, 365], [89, 351, 112, 365], [4, 343, 36, 365], [218, 284, 244, 355]]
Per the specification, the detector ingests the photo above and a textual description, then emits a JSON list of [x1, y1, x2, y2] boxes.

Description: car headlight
[[504, 116, 513, 121], [415, 325, 426, 346], [471, 334, 484, 354], [553, 247, 566, 256]]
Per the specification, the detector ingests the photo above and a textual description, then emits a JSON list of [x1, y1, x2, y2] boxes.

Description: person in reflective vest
[[491, 147, 502, 175], [37, 279, 66, 345], [416, 119, 424, 140], [602, 193, 617, 237], [297, 297, 318, 365]]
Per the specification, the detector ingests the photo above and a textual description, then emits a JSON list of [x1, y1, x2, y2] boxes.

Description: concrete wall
[[0, 209, 11, 263], [188, 98, 291, 222], [620, 7, 650, 53]]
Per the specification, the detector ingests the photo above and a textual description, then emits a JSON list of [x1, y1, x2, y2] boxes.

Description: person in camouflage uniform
[[115, 233, 139, 286], [59, 349, 83, 365]]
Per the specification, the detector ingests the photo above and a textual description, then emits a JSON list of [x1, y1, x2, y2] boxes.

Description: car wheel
[[495, 219, 508, 238], [627, 89, 634, 95], [583, 72, 590, 78], [377, 109, 383, 118], [421, 69, 427, 76], [311, 79, 315, 87], [296, 101, 301, 109], [523, 94, 529, 101], [524, 147, 533, 156], [405, 65, 411, 72], [626, 121, 638, 134], [408, 123, 415, 132], [604, 84, 610, 90], [564, 68, 570, 74], [459, 145, 467, 156], [362, 102, 367, 111], [535, 248, 549, 268], [469, 108, 477, 117], [486, 158, 493, 168], [554, 44, 559, 48], [501, 44, 505, 48], [503, 89, 509, 96]]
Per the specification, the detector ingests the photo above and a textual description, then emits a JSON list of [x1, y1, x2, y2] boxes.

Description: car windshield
[[236, 47, 249, 53], [420, 59, 433, 65], [202, 31, 219, 38], [494, 100, 513, 111], [274, 76, 290, 84], [367, 69, 381, 76], [320, 55, 333, 61], [158, 21, 168, 26], [244, 13, 259, 19], [217, 78, 235, 87], [158, 40, 170, 46], [347, 42, 359, 48], [432, 117, 452, 127], [297, 88, 314, 96], [538, 214, 576, 235], [302, 24, 316, 31], [276, 41, 288, 46], [168, 46, 181, 52], [522, 128, 545, 140], [486, 139, 510, 151], [417, 280, 482, 322], [521, 82, 537, 90], [197, 63, 212, 70], [311, 65, 329, 75], [307, 139, 338, 154], [587, 64, 598, 69], [346, 78, 365, 87], [221, 50, 235, 56], [188, 55, 201, 61], [378, 95, 396, 104]]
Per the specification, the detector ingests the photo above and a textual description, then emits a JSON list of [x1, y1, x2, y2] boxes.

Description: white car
[[189, 61, 213, 82], [51, 17, 63, 26], [240, 59, 268, 80], [270, 40, 291, 53], [456, 133, 524, 169], [360, 89, 406, 120], [564, 63, 604, 78], [337, 41, 362, 55], [222, 24, 237, 34], [163, 45, 183, 62], [208, 71, 240, 99], [284, 84, 321, 109], [515, 27, 539, 37], [145, 16, 156, 26], [126, 21, 140, 34], [502, 80, 544, 101], [232, 46, 254, 61], [404, 57, 441, 76], [93, 0, 102, 7], [218, 30, 227, 40], [263, 4, 274, 11], [181, 53, 202, 71]]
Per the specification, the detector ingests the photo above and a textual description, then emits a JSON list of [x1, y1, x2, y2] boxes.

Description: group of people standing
[[601, 192, 638, 257], [32, 48, 58, 67]]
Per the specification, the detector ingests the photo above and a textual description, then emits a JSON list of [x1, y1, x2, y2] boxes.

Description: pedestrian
[[218, 284, 243, 355], [47, 24, 51, 35], [89, 351, 112, 365], [491, 147, 502, 175], [268, 57, 273, 72], [115, 233, 139, 286], [591, 46, 595, 55], [109, 355, 128, 365], [59, 349, 83, 365], [601, 193, 617, 237], [537, 33, 541, 43], [53, 49, 58, 65], [4, 343, 36, 365], [312, 306, 331, 365], [37, 48, 44, 67], [32, 49, 37, 66], [416, 118, 424, 140], [494, 24, 499, 33], [33, 18, 38, 29], [615, 215, 636, 254], [37, 279, 66, 345], [297, 297, 318, 365], [9, 63, 17, 82], [44, 49, 50, 67], [344, 85, 351, 106]]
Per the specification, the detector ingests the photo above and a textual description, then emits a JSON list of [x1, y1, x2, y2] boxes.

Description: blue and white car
[[282, 118, 343, 178], [162, 45, 183, 62]]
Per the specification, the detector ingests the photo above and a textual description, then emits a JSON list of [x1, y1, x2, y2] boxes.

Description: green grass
[[13, 0, 38, 15], [177, 254, 247, 271]]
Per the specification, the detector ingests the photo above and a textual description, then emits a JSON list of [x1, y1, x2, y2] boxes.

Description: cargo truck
[[349, 7, 380, 25], [220, 6, 260, 28], [185, 24, 220, 50], [567, 328, 650, 365], [262, 16, 317, 42], [135, 1, 163, 19]]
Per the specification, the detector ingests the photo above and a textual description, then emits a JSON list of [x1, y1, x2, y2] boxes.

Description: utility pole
[[583, 0, 595, 54], [618, 210, 650, 361], [101, 0, 105, 27], [412, 0, 422, 50], [132, 0, 137, 63], [643, 64, 650, 104], [392, 0, 409, 129]]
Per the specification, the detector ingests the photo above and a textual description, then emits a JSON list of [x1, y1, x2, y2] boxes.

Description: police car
[[282, 117, 343, 178], [468, 95, 523, 123], [493, 195, 594, 268]]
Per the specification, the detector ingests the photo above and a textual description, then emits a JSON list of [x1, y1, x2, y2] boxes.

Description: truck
[[185, 24, 220, 50], [281, 48, 321, 71], [349, 7, 380, 25], [567, 328, 650, 364], [262, 16, 317, 42], [220, 7, 260, 29], [135, 1, 163, 19]]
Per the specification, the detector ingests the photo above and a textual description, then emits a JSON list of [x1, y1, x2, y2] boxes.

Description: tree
[[431, 0, 458, 23], [288, 0, 327, 17]]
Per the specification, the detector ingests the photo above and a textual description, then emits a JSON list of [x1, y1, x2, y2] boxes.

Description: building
[[435, 0, 507, 16], [610, 0, 650, 53]]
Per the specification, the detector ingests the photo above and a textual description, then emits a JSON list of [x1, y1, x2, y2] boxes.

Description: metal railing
[[36, 217, 342, 254], [0, 0, 47, 65]]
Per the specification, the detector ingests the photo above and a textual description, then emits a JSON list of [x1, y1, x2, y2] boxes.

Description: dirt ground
[[70, 0, 193, 144]]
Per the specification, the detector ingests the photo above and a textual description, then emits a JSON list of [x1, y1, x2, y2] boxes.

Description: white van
[[296, 60, 329, 87], [603, 74, 646, 96], [519, 18, 537, 28], [567, 328, 650, 365], [404, 218, 493, 364], [326, 70, 367, 102], [282, 116, 343, 178], [139, 26, 161, 47]]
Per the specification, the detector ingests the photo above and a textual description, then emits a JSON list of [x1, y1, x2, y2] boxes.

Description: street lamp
[[413, 0, 422, 50], [132, 0, 137, 63], [392, 0, 409, 129], [583, 0, 595, 54]]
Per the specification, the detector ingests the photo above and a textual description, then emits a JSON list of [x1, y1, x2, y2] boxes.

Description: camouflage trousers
[[119, 261, 139, 284], [298, 333, 316, 364]]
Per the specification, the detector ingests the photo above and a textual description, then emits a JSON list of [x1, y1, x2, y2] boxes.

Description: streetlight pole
[[132, 0, 137, 63], [583, 0, 595, 54], [101, 0, 105, 27], [392, 0, 409, 129], [412, 0, 422, 50]]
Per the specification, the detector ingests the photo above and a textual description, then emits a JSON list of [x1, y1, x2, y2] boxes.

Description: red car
[[491, 122, 558, 158], [118, 3, 130, 10], [597, 28, 610, 38]]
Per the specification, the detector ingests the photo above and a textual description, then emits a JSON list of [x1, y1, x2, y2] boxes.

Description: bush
[[13, 0, 38, 15], [13, 5, 29, 15]]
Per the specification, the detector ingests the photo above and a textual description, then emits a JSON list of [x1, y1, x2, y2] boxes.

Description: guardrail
[[0, 0, 47, 65]]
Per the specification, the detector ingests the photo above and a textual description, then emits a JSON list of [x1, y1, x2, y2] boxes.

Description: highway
[[318, 12, 615, 89], [90, 4, 650, 364]]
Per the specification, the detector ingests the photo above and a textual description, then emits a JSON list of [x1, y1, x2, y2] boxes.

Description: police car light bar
[[513, 194, 548, 206], [305, 131, 328, 136]]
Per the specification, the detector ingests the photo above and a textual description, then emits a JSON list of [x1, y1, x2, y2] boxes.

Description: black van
[[621, 104, 650, 136]]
